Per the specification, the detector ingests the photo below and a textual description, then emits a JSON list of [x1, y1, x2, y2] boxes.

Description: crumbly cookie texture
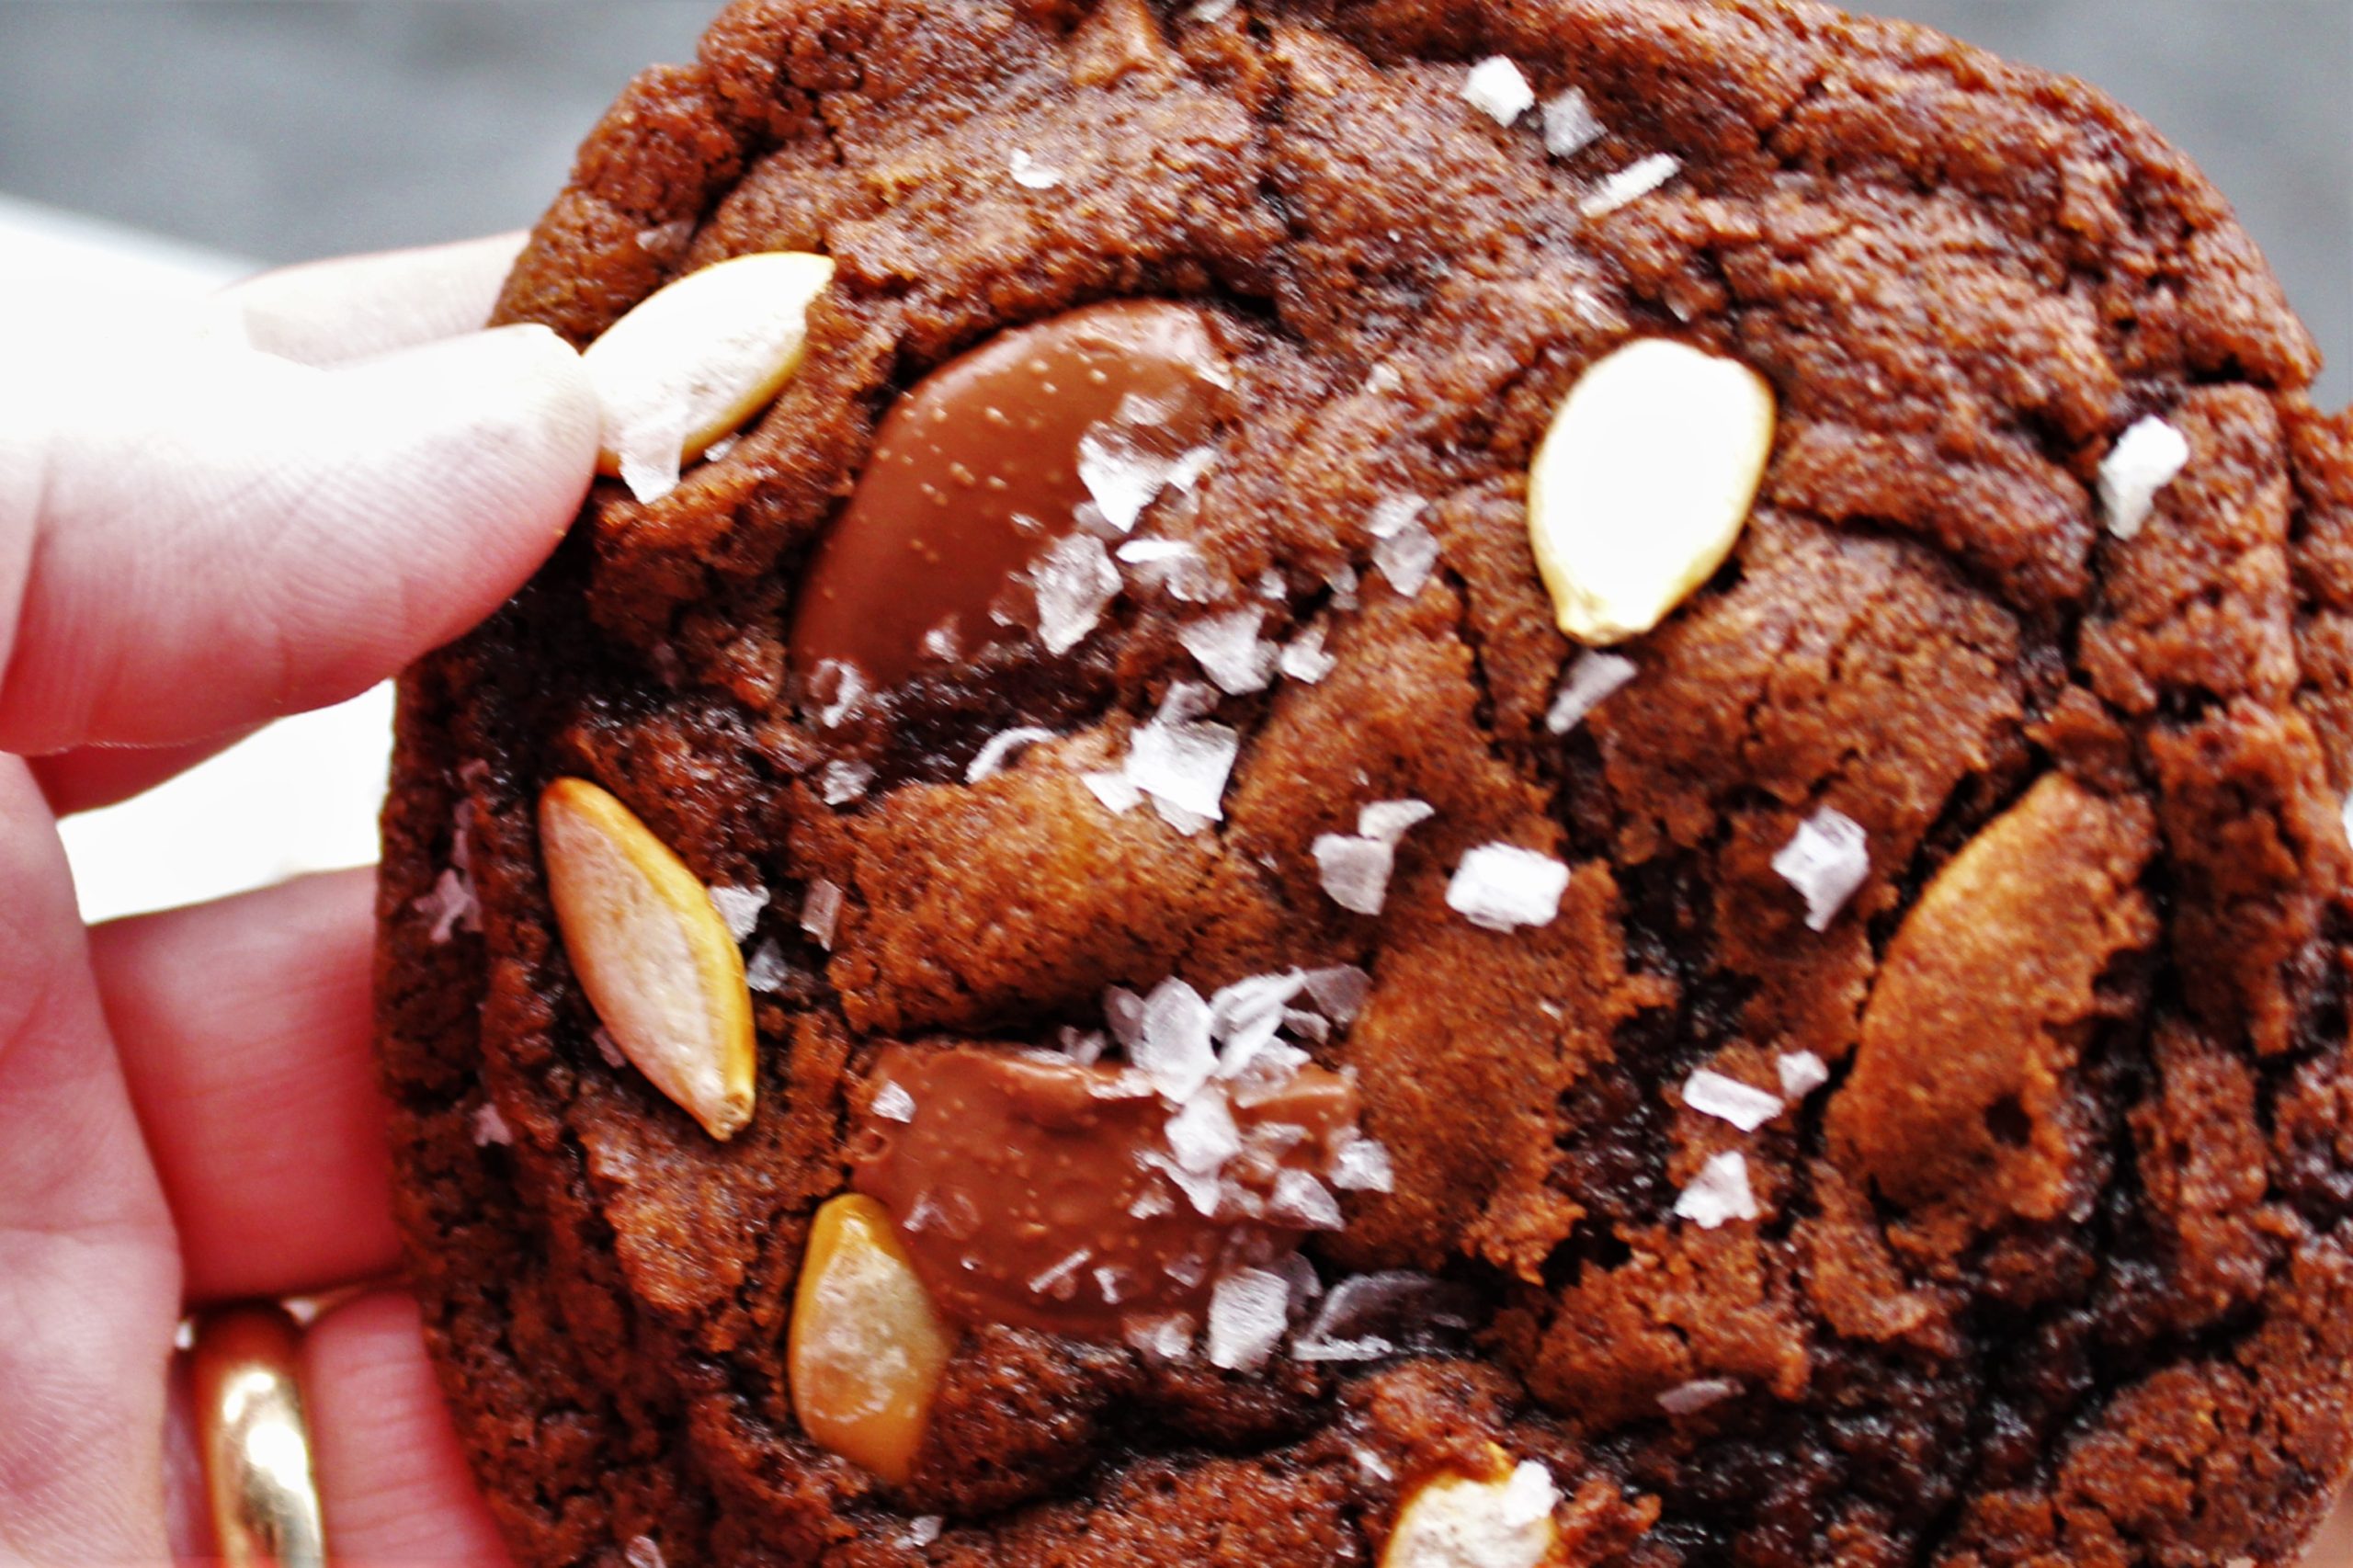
[[376, 1, 2353, 1564]]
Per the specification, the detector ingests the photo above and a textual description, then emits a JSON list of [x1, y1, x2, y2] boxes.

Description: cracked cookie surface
[[375, 2, 2353, 1563]]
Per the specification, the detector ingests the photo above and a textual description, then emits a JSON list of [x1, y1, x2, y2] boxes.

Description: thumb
[[0, 321, 597, 755]]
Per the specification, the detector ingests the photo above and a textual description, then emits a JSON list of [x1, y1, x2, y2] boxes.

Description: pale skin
[[0, 232, 597, 1564]]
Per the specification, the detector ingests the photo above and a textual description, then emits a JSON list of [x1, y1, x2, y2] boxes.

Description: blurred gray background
[[0, 0, 2344, 404]]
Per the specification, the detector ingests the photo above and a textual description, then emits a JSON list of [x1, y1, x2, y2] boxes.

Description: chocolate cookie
[[374, 2, 2353, 1564]]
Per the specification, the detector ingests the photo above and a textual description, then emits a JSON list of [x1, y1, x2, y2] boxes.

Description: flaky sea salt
[[1374, 520, 1441, 598], [745, 938, 790, 994], [1028, 1249, 1090, 1298], [1541, 87, 1605, 157], [1364, 361, 1404, 397], [1583, 152, 1681, 216], [1084, 770, 1144, 814], [1314, 834, 1396, 915], [1104, 985, 1148, 1048], [1123, 680, 1240, 830], [1008, 149, 1063, 189], [1180, 607, 1279, 694], [1207, 1266, 1292, 1369], [819, 759, 874, 805], [1118, 537, 1215, 602], [1292, 1270, 1473, 1363], [2099, 415, 2190, 540], [615, 400, 689, 506], [1777, 1051, 1830, 1101], [872, 1082, 917, 1123], [1329, 1130, 1396, 1193], [1447, 844, 1570, 931], [1657, 1377, 1741, 1417], [1077, 428, 1211, 534], [1279, 619, 1337, 683], [708, 883, 766, 941], [1461, 55, 1536, 126], [416, 868, 478, 945], [1359, 798, 1435, 844], [623, 1535, 667, 1568], [471, 1101, 513, 1148], [1545, 650, 1638, 734], [1771, 807, 1869, 931], [1302, 964, 1371, 1024], [1034, 533, 1121, 654], [810, 658, 868, 729], [1682, 1068, 1783, 1132], [1369, 494, 1427, 539], [801, 878, 844, 949], [966, 726, 1057, 783], [1269, 1168, 1347, 1231], [1123, 1312, 1196, 1360], [1166, 1089, 1244, 1173], [1674, 1151, 1758, 1229], [1137, 977, 1218, 1101], [904, 1517, 944, 1548]]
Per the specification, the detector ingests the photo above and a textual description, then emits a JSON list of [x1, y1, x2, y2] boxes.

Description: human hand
[[0, 233, 597, 1564]]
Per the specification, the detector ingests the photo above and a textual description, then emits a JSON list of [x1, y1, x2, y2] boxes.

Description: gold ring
[[188, 1302, 327, 1568]]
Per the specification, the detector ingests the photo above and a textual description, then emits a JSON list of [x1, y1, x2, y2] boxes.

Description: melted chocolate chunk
[[788, 300, 1227, 688], [852, 1044, 1358, 1337]]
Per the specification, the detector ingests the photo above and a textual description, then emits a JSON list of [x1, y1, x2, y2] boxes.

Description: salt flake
[[1674, 1151, 1758, 1229], [1330, 1131, 1396, 1193], [1084, 770, 1143, 814], [1771, 807, 1869, 931], [1461, 56, 1536, 126], [1583, 152, 1681, 216], [1136, 977, 1218, 1101], [1279, 619, 1337, 683], [1166, 1089, 1244, 1174], [745, 938, 790, 994], [872, 1082, 917, 1123], [416, 867, 478, 945], [1446, 844, 1570, 931], [1545, 651, 1637, 734], [1776, 1051, 1830, 1101], [1541, 87, 1605, 157], [1302, 964, 1371, 1024], [1268, 1168, 1346, 1231], [904, 1517, 944, 1548], [1033, 533, 1120, 655], [1009, 149, 1063, 189], [1658, 1377, 1742, 1416], [1373, 520, 1441, 598], [819, 758, 874, 805], [801, 879, 844, 949], [1122, 681, 1240, 829], [623, 1536, 667, 1568], [1314, 834, 1396, 916], [1179, 607, 1279, 694], [708, 883, 766, 941], [967, 726, 1057, 784], [1682, 1068, 1783, 1132], [471, 1101, 514, 1148], [1359, 798, 1435, 845], [1206, 1266, 1291, 1369], [2100, 415, 2190, 540]]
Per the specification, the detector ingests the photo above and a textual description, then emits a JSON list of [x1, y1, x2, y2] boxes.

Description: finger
[[206, 232, 530, 368], [92, 867, 402, 1303], [0, 760, 179, 1563], [304, 1290, 512, 1567], [0, 319, 597, 755], [31, 729, 255, 817]]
